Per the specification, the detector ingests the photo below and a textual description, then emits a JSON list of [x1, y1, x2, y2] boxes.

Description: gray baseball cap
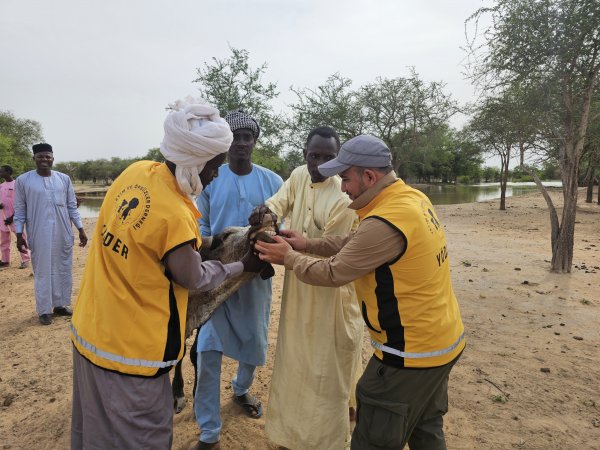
[[318, 134, 392, 177]]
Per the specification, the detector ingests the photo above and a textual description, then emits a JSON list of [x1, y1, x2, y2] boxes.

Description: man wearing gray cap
[[255, 134, 465, 450]]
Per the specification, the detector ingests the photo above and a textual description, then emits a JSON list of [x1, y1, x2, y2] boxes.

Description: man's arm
[[66, 176, 83, 228], [164, 242, 265, 291], [304, 233, 353, 257], [13, 177, 26, 234], [13, 178, 28, 253], [65, 176, 87, 247], [257, 218, 404, 287]]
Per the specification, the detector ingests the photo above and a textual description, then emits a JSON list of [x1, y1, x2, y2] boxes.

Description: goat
[[172, 212, 277, 413]]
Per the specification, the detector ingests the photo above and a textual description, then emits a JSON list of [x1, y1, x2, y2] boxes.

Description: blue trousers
[[194, 350, 256, 444]]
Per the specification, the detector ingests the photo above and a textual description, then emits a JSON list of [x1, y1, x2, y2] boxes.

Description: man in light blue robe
[[193, 111, 282, 450], [14, 143, 88, 325]]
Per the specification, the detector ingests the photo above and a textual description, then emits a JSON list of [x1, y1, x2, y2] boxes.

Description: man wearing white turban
[[70, 98, 267, 449], [159, 97, 234, 197]]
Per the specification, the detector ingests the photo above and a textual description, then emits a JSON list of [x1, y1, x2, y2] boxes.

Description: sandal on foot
[[233, 393, 263, 419]]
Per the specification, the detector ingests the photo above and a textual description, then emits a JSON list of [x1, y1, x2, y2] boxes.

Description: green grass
[[492, 395, 508, 403]]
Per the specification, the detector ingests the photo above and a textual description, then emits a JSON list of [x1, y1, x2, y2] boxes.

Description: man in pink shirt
[[0, 165, 30, 269]]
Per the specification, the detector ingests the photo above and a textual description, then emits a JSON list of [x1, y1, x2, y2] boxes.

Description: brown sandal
[[233, 393, 263, 419]]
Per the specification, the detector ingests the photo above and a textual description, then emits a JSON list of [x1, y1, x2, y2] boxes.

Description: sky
[[0, 0, 490, 163]]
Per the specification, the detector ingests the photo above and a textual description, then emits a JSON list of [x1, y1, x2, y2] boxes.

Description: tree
[[143, 147, 164, 162], [466, 0, 600, 272], [360, 69, 459, 173], [281, 149, 305, 179], [511, 164, 538, 182], [53, 161, 80, 180], [289, 70, 460, 176], [398, 124, 482, 183], [466, 94, 521, 210], [76, 160, 93, 184], [447, 131, 484, 184], [287, 74, 364, 150], [580, 94, 600, 203], [482, 166, 501, 182], [194, 46, 284, 159], [0, 110, 43, 174]]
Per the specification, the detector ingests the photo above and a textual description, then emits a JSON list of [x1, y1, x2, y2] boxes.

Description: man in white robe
[[14, 143, 88, 325], [263, 127, 364, 450]]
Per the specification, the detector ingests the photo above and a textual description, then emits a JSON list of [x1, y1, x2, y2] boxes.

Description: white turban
[[159, 96, 233, 197]]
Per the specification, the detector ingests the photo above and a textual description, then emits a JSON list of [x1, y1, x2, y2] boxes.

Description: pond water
[[77, 181, 562, 218], [417, 181, 562, 205], [78, 197, 105, 219]]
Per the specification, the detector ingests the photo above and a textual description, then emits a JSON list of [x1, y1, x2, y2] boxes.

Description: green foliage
[[0, 110, 43, 175], [360, 69, 459, 171], [511, 164, 537, 182], [287, 70, 479, 182], [287, 73, 364, 149], [251, 146, 285, 175], [539, 160, 561, 180], [482, 166, 501, 182], [53, 161, 81, 180], [70, 157, 138, 184], [143, 147, 164, 162], [464, 89, 533, 209], [194, 46, 284, 151], [288, 69, 462, 176], [194, 46, 290, 175], [467, 0, 600, 92], [399, 124, 481, 183], [492, 394, 508, 403], [281, 150, 305, 179]]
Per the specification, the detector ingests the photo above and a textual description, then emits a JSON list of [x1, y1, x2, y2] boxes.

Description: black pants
[[351, 354, 460, 450]]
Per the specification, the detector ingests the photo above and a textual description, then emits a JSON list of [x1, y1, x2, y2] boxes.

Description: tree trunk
[[499, 146, 511, 211], [585, 166, 596, 203], [519, 140, 525, 167], [551, 146, 580, 273], [532, 172, 560, 253], [548, 76, 595, 273]]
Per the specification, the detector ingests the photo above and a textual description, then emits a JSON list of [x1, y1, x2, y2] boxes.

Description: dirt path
[[1, 188, 599, 449]]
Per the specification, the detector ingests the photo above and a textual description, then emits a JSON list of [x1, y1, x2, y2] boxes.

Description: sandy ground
[[1, 187, 599, 450]]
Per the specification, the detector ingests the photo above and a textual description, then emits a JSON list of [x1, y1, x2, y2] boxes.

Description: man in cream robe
[[264, 127, 363, 450]]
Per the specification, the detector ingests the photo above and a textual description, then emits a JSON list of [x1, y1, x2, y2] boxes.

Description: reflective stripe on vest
[[371, 332, 465, 359], [71, 324, 179, 369]]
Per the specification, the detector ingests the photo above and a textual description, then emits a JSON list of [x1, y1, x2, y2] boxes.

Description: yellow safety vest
[[355, 179, 465, 368], [71, 161, 201, 377]]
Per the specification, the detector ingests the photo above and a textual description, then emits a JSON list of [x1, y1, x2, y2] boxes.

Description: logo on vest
[[421, 200, 441, 235], [114, 184, 151, 230]]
